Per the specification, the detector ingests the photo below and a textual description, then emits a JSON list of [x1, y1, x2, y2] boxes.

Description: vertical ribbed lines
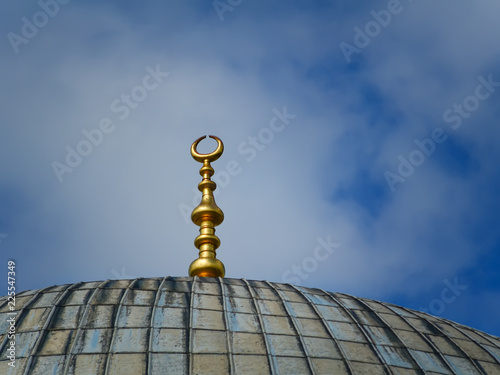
[[23, 282, 82, 375], [62, 280, 110, 375], [471, 329, 500, 351], [323, 290, 394, 375], [452, 323, 500, 368], [102, 278, 139, 375], [187, 276, 197, 375], [376, 300, 466, 375], [348, 293, 457, 375], [242, 279, 277, 375], [5, 276, 500, 374], [218, 278, 235, 374], [473, 331, 500, 367], [146, 276, 168, 375], [392, 305, 487, 374], [290, 285, 356, 375], [413, 310, 488, 374], [0, 285, 51, 355], [265, 281, 317, 375]]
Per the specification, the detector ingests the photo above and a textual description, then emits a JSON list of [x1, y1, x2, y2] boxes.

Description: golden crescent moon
[[191, 135, 224, 163]]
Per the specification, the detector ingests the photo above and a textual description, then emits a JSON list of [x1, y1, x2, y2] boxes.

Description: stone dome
[[1, 276, 500, 374]]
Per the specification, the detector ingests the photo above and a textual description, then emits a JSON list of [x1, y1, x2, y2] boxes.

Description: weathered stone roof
[[1, 276, 500, 374]]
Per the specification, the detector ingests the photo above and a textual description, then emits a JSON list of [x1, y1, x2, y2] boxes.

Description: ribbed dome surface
[[1, 277, 500, 374]]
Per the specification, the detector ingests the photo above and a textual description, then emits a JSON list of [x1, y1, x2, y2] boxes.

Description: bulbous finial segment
[[189, 135, 225, 278]]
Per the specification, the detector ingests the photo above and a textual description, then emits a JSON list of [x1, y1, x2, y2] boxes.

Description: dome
[[1, 277, 500, 374]]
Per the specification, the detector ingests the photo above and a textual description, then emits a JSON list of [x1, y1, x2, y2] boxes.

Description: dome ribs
[[242, 278, 277, 375], [450, 323, 500, 370], [289, 284, 356, 375], [0, 284, 52, 373], [349, 294, 454, 374], [383, 302, 487, 374], [265, 281, 317, 375], [323, 291, 393, 374], [218, 277, 235, 374], [147, 276, 169, 375], [187, 276, 197, 375], [102, 278, 140, 375], [61, 279, 110, 375], [23, 282, 81, 375], [2, 277, 500, 374], [376, 299, 471, 375]]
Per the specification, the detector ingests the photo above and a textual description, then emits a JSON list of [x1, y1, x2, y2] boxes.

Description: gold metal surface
[[189, 135, 225, 278]]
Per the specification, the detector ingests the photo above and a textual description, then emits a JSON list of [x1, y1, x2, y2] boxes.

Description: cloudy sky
[[1, 0, 500, 336]]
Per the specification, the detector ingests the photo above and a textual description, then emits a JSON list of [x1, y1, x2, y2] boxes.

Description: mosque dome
[[1, 276, 500, 374], [3, 137, 500, 374]]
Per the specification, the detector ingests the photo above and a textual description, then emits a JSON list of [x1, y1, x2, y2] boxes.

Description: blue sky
[[1, 0, 500, 337]]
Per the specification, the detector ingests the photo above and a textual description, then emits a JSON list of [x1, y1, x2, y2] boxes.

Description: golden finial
[[189, 135, 225, 278]]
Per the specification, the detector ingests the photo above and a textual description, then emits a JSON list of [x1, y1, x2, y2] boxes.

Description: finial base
[[189, 257, 225, 278]]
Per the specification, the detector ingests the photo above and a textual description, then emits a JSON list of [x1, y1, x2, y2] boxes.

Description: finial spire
[[189, 135, 225, 278]]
